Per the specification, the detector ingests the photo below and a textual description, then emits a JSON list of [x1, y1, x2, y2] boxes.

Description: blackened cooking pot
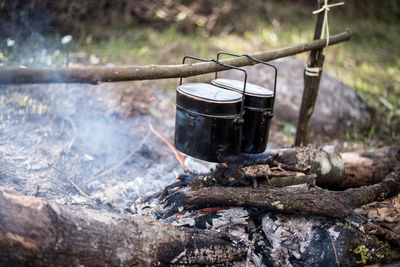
[[174, 56, 247, 162], [212, 52, 277, 154]]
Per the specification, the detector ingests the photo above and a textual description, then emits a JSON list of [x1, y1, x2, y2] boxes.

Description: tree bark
[[295, 0, 327, 147], [0, 31, 351, 84], [176, 171, 400, 218], [295, 54, 325, 146], [260, 174, 317, 188], [342, 146, 400, 188], [263, 146, 400, 190], [0, 187, 247, 266]]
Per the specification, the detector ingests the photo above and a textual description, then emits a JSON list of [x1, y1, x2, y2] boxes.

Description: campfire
[[1, 79, 399, 266], [0, 4, 399, 263]]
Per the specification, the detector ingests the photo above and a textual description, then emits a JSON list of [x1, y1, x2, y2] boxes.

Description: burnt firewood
[[167, 171, 400, 218], [211, 162, 315, 188], [216, 146, 400, 190], [342, 146, 400, 189], [276, 146, 400, 190], [0, 187, 247, 266], [259, 174, 317, 188]]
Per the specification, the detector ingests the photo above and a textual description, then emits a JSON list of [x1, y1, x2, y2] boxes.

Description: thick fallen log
[[342, 146, 400, 188], [0, 187, 246, 266], [174, 171, 400, 218], [0, 31, 351, 84], [243, 146, 400, 190]]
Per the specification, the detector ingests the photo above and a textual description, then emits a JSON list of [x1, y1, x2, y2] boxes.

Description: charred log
[[0, 187, 247, 266], [342, 146, 400, 189], [220, 146, 400, 190], [260, 174, 317, 188], [170, 171, 400, 218]]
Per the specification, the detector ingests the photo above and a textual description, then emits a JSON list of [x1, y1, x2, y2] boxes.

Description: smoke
[[0, 38, 212, 214], [0, 78, 206, 213]]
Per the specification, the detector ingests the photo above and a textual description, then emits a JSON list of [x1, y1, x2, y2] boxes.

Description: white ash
[[250, 252, 267, 267], [211, 207, 248, 231], [327, 226, 340, 241], [261, 213, 319, 266], [171, 212, 196, 227], [132, 193, 248, 240], [184, 157, 216, 173]]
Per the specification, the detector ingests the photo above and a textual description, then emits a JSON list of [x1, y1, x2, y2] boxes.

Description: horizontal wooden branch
[[177, 171, 400, 218], [0, 30, 352, 84]]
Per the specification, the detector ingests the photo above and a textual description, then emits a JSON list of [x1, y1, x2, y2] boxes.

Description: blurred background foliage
[[1, 0, 399, 38], [0, 0, 399, 146]]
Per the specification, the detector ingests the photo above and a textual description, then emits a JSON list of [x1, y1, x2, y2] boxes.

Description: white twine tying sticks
[[313, 0, 345, 47], [305, 66, 321, 77], [305, 0, 344, 77]]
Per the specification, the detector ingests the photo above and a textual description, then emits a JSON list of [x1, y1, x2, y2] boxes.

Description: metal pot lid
[[211, 78, 273, 97], [177, 83, 242, 103]]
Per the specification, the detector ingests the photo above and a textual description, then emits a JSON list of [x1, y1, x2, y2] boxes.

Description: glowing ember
[[199, 207, 229, 213], [148, 121, 186, 167], [216, 163, 229, 168]]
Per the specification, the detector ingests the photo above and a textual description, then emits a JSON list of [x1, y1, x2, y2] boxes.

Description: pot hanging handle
[[180, 55, 247, 124], [179, 55, 211, 86], [215, 51, 278, 112]]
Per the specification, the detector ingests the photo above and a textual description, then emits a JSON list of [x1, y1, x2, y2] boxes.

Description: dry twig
[[246, 232, 262, 267], [52, 166, 90, 198], [325, 227, 341, 267]]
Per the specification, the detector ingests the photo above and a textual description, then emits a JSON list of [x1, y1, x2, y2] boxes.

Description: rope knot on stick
[[305, 66, 321, 77], [313, 0, 345, 47]]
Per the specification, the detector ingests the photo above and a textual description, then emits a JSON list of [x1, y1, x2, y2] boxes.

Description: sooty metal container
[[175, 56, 247, 162], [212, 52, 277, 154]]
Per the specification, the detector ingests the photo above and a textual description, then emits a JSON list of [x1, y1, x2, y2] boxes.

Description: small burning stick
[[148, 121, 190, 173]]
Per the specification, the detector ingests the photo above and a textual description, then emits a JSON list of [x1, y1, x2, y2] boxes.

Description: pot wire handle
[[180, 55, 210, 86], [179, 55, 247, 123], [210, 59, 247, 124], [215, 51, 277, 111]]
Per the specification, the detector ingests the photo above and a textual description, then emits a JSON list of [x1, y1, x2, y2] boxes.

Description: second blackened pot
[[212, 78, 274, 153]]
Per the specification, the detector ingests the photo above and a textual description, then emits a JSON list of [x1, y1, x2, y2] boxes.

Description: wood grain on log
[[178, 171, 400, 218], [0, 31, 351, 84], [0, 187, 246, 266], [265, 174, 317, 188], [269, 146, 400, 190], [295, 54, 325, 146], [342, 146, 400, 188]]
